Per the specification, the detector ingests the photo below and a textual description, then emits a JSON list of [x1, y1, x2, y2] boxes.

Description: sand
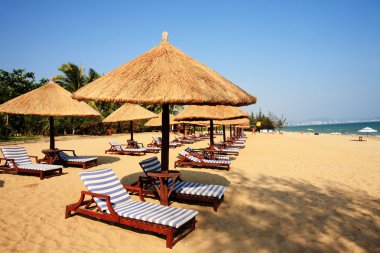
[[0, 132, 379, 253]]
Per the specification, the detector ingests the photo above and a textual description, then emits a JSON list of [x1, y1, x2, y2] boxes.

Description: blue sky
[[0, 0, 379, 121]]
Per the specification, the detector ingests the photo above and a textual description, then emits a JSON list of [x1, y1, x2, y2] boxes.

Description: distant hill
[[286, 118, 380, 126]]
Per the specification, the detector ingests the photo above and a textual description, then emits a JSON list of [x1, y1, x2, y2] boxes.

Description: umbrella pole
[[183, 124, 186, 137], [230, 125, 232, 138], [160, 104, 170, 206], [210, 119, 214, 146], [130, 121, 134, 141], [49, 116, 55, 150], [223, 125, 226, 142]]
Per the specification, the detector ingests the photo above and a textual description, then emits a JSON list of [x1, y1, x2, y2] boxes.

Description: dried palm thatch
[[0, 81, 100, 117], [214, 118, 250, 126], [179, 121, 209, 126], [103, 104, 157, 123], [174, 105, 249, 121], [145, 112, 177, 127], [72, 32, 256, 106]]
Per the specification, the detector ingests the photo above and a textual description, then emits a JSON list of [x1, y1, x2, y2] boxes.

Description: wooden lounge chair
[[175, 151, 231, 171], [173, 136, 195, 144], [148, 137, 181, 149], [184, 147, 230, 161], [135, 157, 226, 212], [105, 142, 146, 156], [211, 146, 240, 156], [127, 140, 160, 154], [0, 146, 63, 180], [65, 168, 198, 248], [58, 150, 98, 169]]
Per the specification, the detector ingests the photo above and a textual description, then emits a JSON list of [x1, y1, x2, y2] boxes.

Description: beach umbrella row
[[103, 103, 158, 140], [72, 32, 256, 205]]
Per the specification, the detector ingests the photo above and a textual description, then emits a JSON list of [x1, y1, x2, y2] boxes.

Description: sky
[[0, 0, 379, 122]]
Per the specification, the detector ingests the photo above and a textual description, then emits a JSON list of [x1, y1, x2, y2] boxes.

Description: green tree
[[0, 69, 48, 137]]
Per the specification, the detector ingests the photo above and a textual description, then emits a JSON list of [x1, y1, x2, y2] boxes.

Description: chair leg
[[166, 231, 174, 249], [40, 171, 44, 180]]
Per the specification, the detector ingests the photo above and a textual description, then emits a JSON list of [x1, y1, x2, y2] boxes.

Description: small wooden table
[[146, 171, 181, 206], [41, 149, 62, 164]]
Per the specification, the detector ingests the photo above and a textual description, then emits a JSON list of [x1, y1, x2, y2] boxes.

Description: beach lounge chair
[[173, 136, 195, 144], [65, 168, 198, 248], [212, 146, 239, 156], [148, 137, 181, 148], [0, 146, 63, 180], [105, 142, 146, 156], [184, 147, 229, 160], [175, 151, 231, 171], [136, 157, 226, 211], [58, 150, 98, 169], [127, 140, 160, 154]]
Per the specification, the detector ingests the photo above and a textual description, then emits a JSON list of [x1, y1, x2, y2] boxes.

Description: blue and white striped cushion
[[80, 168, 197, 228], [139, 157, 161, 173], [18, 164, 63, 171], [214, 147, 239, 153], [179, 152, 201, 163], [80, 168, 132, 212], [1, 146, 32, 168], [112, 200, 198, 228], [65, 156, 97, 162], [203, 159, 231, 165], [231, 143, 245, 147], [139, 157, 226, 199], [110, 142, 146, 152], [170, 181, 225, 199]]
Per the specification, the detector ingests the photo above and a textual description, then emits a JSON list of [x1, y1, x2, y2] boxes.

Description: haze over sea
[[284, 121, 380, 136]]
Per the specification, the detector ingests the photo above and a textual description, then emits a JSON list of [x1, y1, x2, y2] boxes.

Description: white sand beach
[[0, 132, 379, 253]]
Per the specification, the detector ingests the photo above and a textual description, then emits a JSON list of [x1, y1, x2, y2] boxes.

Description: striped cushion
[[110, 142, 146, 152], [80, 168, 132, 212], [59, 152, 97, 163], [203, 159, 231, 165], [147, 147, 161, 150], [214, 147, 239, 153], [18, 164, 63, 171], [139, 157, 161, 173], [1, 146, 32, 168], [171, 181, 225, 199], [139, 157, 225, 200], [179, 151, 201, 163], [80, 168, 197, 228]]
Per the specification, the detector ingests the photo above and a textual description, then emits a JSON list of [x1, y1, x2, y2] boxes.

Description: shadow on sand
[[197, 170, 380, 253], [0, 180, 3, 187], [96, 156, 121, 165]]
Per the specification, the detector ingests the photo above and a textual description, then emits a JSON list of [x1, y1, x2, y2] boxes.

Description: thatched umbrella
[[73, 32, 256, 205], [103, 103, 158, 140], [175, 105, 249, 145], [145, 112, 177, 127], [214, 118, 250, 141], [0, 81, 101, 149]]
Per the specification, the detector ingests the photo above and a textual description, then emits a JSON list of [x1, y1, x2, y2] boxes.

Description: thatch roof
[[72, 32, 256, 106], [103, 103, 157, 123], [0, 81, 100, 117], [214, 118, 250, 126], [145, 112, 177, 127], [174, 105, 249, 121]]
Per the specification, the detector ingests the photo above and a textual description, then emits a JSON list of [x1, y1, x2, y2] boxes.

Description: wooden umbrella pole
[[223, 125, 226, 142], [183, 124, 186, 137], [210, 119, 214, 146], [130, 121, 134, 140], [160, 104, 170, 206], [230, 125, 232, 138], [49, 116, 55, 150]]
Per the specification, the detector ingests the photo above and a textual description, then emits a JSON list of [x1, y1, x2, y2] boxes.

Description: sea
[[284, 121, 380, 137]]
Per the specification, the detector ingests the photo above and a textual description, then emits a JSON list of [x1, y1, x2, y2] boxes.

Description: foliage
[[249, 109, 286, 132], [0, 69, 48, 137]]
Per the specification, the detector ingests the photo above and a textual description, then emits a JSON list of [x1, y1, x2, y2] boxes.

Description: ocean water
[[284, 121, 380, 136]]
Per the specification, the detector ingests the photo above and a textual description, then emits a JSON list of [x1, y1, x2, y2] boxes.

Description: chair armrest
[[137, 142, 145, 147], [80, 191, 118, 217], [60, 149, 77, 156], [29, 156, 43, 163]]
